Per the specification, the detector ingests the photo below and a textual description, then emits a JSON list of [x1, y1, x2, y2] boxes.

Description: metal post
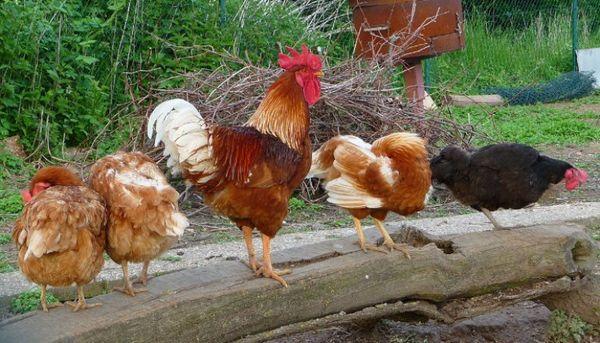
[[572, 0, 579, 70], [220, 0, 227, 26]]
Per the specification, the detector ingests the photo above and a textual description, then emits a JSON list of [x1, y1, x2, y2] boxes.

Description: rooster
[[309, 133, 431, 257], [89, 151, 188, 296], [148, 45, 323, 287], [430, 143, 589, 230], [14, 166, 106, 311]]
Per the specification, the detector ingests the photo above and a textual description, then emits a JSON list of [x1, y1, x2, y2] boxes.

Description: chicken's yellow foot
[[256, 234, 290, 287], [374, 219, 411, 259], [66, 286, 101, 312], [243, 226, 262, 272], [40, 285, 64, 312], [114, 261, 148, 296]]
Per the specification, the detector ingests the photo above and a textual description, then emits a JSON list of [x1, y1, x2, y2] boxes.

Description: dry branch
[[137, 51, 478, 156]]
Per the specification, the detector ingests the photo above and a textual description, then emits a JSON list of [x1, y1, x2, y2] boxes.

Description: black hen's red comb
[[278, 45, 322, 72]]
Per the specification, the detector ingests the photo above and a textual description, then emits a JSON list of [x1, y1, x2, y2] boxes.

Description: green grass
[[11, 289, 59, 314], [589, 223, 600, 241], [289, 197, 324, 215], [325, 217, 353, 228], [0, 251, 15, 273], [431, 14, 600, 94], [0, 147, 34, 226], [546, 310, 593, 343], [0, 232, 11, 244], [209, 231, 240, 243], [446, 104, 600, 145], [159, 255, 182, 263]]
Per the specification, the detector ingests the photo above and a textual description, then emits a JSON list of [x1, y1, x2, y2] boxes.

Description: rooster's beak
[[314, 71, 324, 78]]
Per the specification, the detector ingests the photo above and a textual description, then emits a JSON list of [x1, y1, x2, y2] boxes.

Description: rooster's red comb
[[278, 45, 322, 72]]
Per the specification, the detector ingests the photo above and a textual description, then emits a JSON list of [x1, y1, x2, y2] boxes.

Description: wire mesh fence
[[427, 0, 600, 95]]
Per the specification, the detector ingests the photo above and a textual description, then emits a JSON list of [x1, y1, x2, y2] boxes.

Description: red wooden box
[[349, 0, 465, 62]]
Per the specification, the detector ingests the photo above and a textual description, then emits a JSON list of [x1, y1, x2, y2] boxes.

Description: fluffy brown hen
[[309, 133, 431, 256], [89, 151, 188, 296], [147, 46, 323, 287], [14, 166, 106, 312]]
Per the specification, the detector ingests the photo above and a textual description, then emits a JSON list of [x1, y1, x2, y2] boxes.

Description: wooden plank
[[0, 223, 597, 342], [446, 94, 506, 107]]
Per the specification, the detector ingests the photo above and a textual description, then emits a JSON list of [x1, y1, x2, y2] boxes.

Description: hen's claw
[[113, 285, 148, 297], [357, 241, 389, 254], [66, 300, 102, 312], [41, 302, 63, 312], [382, 240, 412, 259]]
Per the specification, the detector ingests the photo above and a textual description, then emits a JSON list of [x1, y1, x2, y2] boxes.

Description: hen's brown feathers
[[29, 166, 84, 189], [312, 133, 431, 218], [90, 152, 188, 263], [13, 186, 106, 287]]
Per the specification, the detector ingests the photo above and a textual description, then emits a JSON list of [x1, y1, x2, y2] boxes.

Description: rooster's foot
[[255, 266, 291, 287]]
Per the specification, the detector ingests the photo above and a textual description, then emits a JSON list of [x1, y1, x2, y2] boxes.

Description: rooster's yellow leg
[[66, 286, 101, 312], [114, 261, 148, 296], [40, 285, 63, 312], [353, 217, 388, 254], [373, 219, 411, 259], [242, 226, 261, 272], [481, 208, 505, 230], [255, 234, 290, 287]]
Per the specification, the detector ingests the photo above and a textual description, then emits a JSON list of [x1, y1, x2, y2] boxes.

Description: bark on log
[[539, 274, 600, 325], [445, 94, 506, 106], [0, 223, 597, 343]]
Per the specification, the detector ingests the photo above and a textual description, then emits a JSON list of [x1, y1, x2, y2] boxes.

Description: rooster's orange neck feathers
[[245, 71, 309, 151]]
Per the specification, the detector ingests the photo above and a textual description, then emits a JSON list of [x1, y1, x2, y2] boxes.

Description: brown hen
[[14, 166, 106, 312], [89, 152, 188, 296], [310, 133, 431, 256]]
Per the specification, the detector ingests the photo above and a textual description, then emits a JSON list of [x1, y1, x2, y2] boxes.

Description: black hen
[[430, 143, 588, 229]]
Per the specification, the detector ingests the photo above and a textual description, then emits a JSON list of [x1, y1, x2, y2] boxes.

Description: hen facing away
[[89, 152, 188, 296], [14, 167, 106, 312], [430, 143, 588, 230], [148, 46, 323, 287], [309, 133, 432, 257]]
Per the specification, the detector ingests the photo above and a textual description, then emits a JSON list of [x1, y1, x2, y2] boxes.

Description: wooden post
[[403, 60, 425, 113]]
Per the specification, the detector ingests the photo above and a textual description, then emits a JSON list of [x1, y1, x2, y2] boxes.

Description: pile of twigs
[[137, 51, 476, 155]]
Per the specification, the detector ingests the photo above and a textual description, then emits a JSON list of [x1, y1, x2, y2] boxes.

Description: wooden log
[[0, 223, 597, 342], [539, 274, 600, 325], [446, 94, 506, 106]]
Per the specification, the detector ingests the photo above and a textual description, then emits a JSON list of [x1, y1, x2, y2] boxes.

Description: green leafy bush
[[0, 0, 339, 155], [11, 289, 59, 314], [0, 190, 23, 215]]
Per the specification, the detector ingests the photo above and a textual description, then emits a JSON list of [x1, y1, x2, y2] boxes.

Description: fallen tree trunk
[[0, 223, 597, 342]]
